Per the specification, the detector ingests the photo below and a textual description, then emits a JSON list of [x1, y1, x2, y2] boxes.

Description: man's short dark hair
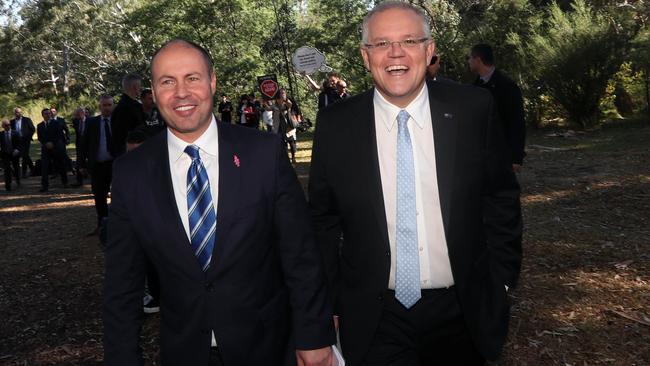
[[151, 39, 214, 77], [126, 130, 147, 145], [122, 73, 142, 92], [471, 44, 494, 66], [41, 108, 50, 115], [141, 88, 153, 98], [99, 94, 114, 102]]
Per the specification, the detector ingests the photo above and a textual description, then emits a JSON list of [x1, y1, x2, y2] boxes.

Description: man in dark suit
[[309, 2, 522, 365], [79, 96, 115, 235], [469, 43, 526, 172], [37, 108, 69, 191], [103, 39, 335, 366], [50, 105, 73, 174], [110, 73, 145, 157], [10, 107, 35, 177], [71, 107, 88, 187], [1, 120, 22, 191]]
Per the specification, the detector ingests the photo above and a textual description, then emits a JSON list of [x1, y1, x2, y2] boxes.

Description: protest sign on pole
[[257, 74, 279, 100], [292, 46, 332, 75]]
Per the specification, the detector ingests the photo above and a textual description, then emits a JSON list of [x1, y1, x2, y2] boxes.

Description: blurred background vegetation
[[0, 0, 648, 128]]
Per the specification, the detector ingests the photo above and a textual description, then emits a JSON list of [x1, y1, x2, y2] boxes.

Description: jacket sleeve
[[501, 80, 527, 164], [102, 158, 146, 366], [308, 110, 342, 314], [271, 136, 336, 350], [483, 94, 523, 289]]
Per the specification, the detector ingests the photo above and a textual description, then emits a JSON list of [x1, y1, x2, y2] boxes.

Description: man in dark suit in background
[[37, 108, 69, 192], [103, 39, 335, 366], [71, 107, 88, 187], [1, 120, 22, 191], [309, 2, 522, 365], [469, 43, 526, 172], [79, 96, 115, 235], [111, 73, 145, 157], [10, 107, 35, 177]]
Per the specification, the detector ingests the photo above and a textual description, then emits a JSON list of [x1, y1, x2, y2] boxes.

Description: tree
[[525, 0, 637, 127]]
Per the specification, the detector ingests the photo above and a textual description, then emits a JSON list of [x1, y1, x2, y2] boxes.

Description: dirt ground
[[0, 119, 648, 365]]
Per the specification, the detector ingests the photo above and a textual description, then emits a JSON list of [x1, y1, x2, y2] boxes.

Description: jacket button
[[385, 250, 390, 257], [377, 294, 384, 301], [205, 283, 214, 292]]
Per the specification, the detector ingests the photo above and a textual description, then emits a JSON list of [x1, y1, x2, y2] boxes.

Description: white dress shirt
[[374, 84, 455, 290], [167, 115, 220, 346], [14, 118, 22, 133], [480, 66, 496, 84]]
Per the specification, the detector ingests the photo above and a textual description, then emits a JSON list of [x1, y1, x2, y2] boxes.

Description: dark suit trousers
[[20, 138, 34, 175], [90, 161, 113, 227], [41, 147, 68, 189], [361, 288, 485, 366], [2, 153, 20, 190]]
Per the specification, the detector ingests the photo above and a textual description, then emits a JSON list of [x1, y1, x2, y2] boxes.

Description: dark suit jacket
[[309, 81, 522, 364], [78, 116, 112, 172], [111, 93, 145, 157], [0, 130, 22, 156], [72, 117, 87, 150], [475, 69, 527, 164], [37, 119, 68, 151], [10, 117, 35, 142], [103, 122, 335, 366]]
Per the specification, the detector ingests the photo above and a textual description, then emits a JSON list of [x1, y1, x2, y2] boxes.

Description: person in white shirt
[[309, 2, 522, 365]]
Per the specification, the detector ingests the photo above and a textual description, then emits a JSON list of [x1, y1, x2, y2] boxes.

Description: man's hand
[[512, 164, 522, 173], [296, 346, 333, 366]]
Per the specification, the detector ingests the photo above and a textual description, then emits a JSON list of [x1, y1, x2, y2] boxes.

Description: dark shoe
[[86, 227, 100, 237], [143, 295, 160, 314], [63, 183, 70, 188], [39, 187, 48, 192], [70, 183, 83, 188]]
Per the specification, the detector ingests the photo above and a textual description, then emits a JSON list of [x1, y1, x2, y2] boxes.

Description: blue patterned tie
[[395, 110, 421, 308], [185, 145, 216, 271]]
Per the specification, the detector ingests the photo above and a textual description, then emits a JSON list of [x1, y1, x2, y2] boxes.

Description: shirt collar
[[374, 83, 428, 132], [168, 115, 219, 162], [480, 66, 496, 83]]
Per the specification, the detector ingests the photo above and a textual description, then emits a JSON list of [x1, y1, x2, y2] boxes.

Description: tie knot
[[184, 144, 201, 160], [397, 110, 410, 128]]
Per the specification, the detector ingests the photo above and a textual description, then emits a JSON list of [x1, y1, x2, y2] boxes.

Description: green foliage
[[525, 0, 637, 128], [0, 0, 647, 126]]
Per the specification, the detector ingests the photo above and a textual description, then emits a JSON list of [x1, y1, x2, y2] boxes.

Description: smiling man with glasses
[[309, 1, 523, 365]]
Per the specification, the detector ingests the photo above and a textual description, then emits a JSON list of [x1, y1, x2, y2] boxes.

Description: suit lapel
[[206, 122, 241, 278], [352, 90, 391, 253], [149, 132, 202, 274], [427, 82, 458, 237]]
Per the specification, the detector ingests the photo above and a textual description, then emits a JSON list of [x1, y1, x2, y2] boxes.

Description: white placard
[[292, 46, 328, 75]]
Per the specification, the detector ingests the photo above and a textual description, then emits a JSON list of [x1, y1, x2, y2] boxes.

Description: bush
[[525, 0, 636, 128]]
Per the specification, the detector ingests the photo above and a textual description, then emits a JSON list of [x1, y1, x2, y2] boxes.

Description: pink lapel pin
[[233, 154, 240, 167]]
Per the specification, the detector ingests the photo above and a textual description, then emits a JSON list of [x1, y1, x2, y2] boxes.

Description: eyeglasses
[[363, 37, 430, 50]]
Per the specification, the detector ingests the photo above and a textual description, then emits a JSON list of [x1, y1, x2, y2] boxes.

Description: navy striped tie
[[185, 145, 216, 271]]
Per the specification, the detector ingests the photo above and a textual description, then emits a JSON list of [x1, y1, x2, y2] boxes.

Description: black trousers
[[20, 139, 34, 176], [361, 288, 485, 366], [145, 257, 160, 300], [2, 153, 20, 190], [208, 348, 224, 366], [90, 160, 112, 227], [41, 147, 68, 189]]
